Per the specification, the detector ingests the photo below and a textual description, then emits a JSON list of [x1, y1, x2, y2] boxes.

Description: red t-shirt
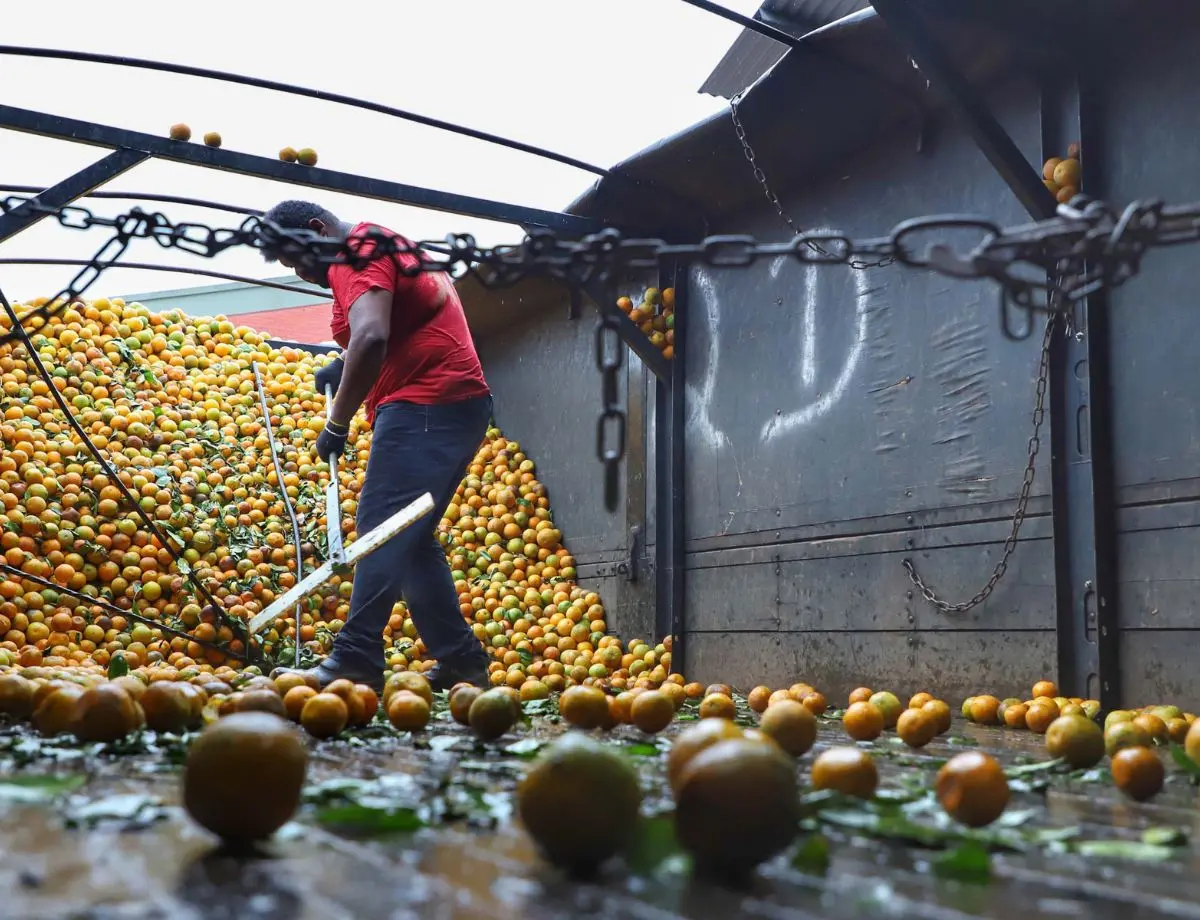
[[328, 222, 490, 426]]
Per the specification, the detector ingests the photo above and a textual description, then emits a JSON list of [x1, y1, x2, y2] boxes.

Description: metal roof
[[698, 0, 870, 99]]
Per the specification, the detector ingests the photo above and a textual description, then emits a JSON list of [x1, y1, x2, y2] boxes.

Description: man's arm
[[327, 288, 392, 429]]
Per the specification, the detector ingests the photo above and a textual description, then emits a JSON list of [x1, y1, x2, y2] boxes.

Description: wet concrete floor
[[3, 712, 1200, 920]]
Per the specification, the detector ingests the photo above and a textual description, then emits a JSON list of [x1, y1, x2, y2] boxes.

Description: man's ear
[[308, 217, 326, 234]]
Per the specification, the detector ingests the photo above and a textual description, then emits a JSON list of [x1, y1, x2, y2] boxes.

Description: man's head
[[258, 199, 345, 287]]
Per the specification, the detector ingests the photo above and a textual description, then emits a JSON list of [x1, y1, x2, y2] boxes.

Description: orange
[[800, 691, 827, 717], [969, 695, 1001, 726], [747, 685, 771, 713], [71, 683, 143, 743], [1133, 712, 1169, 745], [630, 690, 674, 734], [355, 684, 379, 723], [659, 681, 686, 711], [237, 689, 288, 719], [386, 690, 430, 731], [811, 747, 878, 799], [1044, 714, 1104, 768], [758, 699, 816, 757], [936, 752, 1009, 827], [848, 687, 873, 705], [1110, 746, 1164, 801], [0, 673, 34, 718], [449, 685, 482, 726], [300, 692, 348, 739], [1185, 718, 1200, 764], [1003, 702, 1028, 729], [842, 701, 884, 741], [282, 685, 316, 721], [384, 671, 433, 707], [468, 688, 517, 741], [1031, 680, 1057, 699], [559, 685, 609, 730], [1024, 701, 1058, 734], [909, 692, 933, 710], [1105, 720, 1149, 757], [767, 689, 792, 708], [141, 681, 197, 733], [922, 699, 952, 735], [896, 707, 937, 748], [183, 711, 308, 842], [699, 693, 736, 720], [706, 683, 733, 698], [33, 685, 85, 736]]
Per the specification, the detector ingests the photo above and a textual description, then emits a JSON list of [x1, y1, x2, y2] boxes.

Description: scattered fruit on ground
[[71, 681, 142, 742], [1032, 680, 1058, 699], [896, 706, 937, 748], [757, 698, 816, 757], [936, 752, 1009, 828], [33, 683, 85, 736], [1185, 718, 1200, 765], [1044, 714, 1104, 768], [183, 710, 307, 842], [849, 687, 873, 705], [203, 132, 222, 148], [386, 689, 430, 731], [468, 688, 517, 741], [1104, 720, 1149, 758], [1025, 701, 1058, 735], [517, 732, 641, 875], [747, 685, 771, 712], [1003, 702, 1028, 729], [969, 695, 1001, 726], [909, 692, 933, 710], [811, 747, 878, 799], [922, 699, 952, 735], [559, 685, 609, 730], [868, 691, 901, 728], [140, 680, 197, 733], [667, 717, 744, 794], [674, 737, 800, 878], [168, 124, 191, 141], [630, 689, 674, 734], [300, 691, 348, 739], [449, 685, 481, 726], [843, 700, 885, 741], [1133, 712, 1169, 745], [699, 692, 736, 720], [384, 671, 432, 708], [0, 673, 34, 717], [1110, 745, 1164, 802]]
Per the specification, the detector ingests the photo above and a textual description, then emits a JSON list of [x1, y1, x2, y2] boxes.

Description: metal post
[[0, 149, 148, 242], [655, 261, 687, 675], [1042, 68, 1121, 708]]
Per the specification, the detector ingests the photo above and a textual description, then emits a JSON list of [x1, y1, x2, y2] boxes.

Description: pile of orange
[[616, 287, 674, 360], [0, 295, 674, 692], [1043, 143, 1082, 205]]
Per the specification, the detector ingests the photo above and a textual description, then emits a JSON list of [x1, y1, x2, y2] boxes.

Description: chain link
[[902, 309, 1057, 612], [594, 305, 626, 513], [729, 94, 897, 270]]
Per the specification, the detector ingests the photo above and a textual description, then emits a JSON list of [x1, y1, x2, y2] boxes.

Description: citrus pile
[[0, 295, 672, 691], [616, 286, 674, 360], [1043, 143, 1082, 204]]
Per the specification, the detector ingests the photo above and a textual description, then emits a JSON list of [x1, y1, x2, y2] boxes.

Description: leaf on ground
[[791, 834, 831, 875], [1005, 758, 1064, 778], [1076, 840, 1176, 862], [521, 699, 556, 716], [0, 774, 86, 802], [624, 813, 686, 875], [503, 738, 543, 758], [428, 735, 466, 753], [315, 803, 425, 835], [932, 840, 991, 883], [622, 742, 660, 757], [1142, 826, 1189, 847], [64, 794, 166, 830], [1169, 744, 1200, 780], [994, 808, 1038, 828], [944, 735, 980, 747]]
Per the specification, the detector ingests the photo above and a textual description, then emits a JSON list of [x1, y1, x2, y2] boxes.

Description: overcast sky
[[0, 0, 763, 305]]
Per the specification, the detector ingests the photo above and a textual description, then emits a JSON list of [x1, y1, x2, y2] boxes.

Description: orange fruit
[[842, 701, 884, 741], [384, 671, 433, 708], [300, 692, 349, 739], [559, 685, 610, 730], [667, 718, 744, 794], [282, 685, 316, 721], [1110, 746, 1164, 801], [468, 688, 517, 741], [758, 699, 816, 757], [747, 685, 771, 713], [1003, 702, 1028, 729], [674, 738, 799, 877], [768, 689, 792, 708], [699, 693, 736, 720], [386, 690, 431, 731], [659, 681, 686, 711], [706, 683, 733, 698], [922, 699, 952, 735], [1045, 714, 1104, 768], [868, 691, 901, 728], [33, 685, 86, 736], [848, 687, 873, 705], [683, 682, 705, 699], [1166, 718, 1189, 744], [1105, 720, 1149, 757], [811, 747, 878, 799], [969, 695, 1001, 726], [140, 681, 198, 733], [609, 691, 636, 724], [237, 689, 288, 719], [909, 692, 933, 710], [1185, 718, 1200, 764], [1024, 701, 1058, 734], [896, 707, 937, 748], [800, 691, 827, 717], [630, 690, 674, 734], [0, 674, 34, 718], [183, 711, 308, 842], [936, 752, 1009, 827], [449, 685, 482, 726], [273, 672, 307, 696], [1134, 712, 1169, 745], [356, 684, 379, 723], [1031, 680, 1057, 699], [72, 683, 143, 743]]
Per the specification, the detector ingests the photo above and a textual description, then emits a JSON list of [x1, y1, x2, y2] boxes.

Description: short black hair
[[258, 199, 340, 263]]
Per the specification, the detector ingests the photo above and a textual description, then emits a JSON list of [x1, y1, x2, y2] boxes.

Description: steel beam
[[1042, 68, 1121, 709], [655, 261, 687, 675], [0, 149, 148, 243], [0, 104, 598, 234], [868, 0, 1057, 222]]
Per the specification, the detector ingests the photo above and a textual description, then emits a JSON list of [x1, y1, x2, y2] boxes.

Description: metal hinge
[[616, 525, 642, 582]]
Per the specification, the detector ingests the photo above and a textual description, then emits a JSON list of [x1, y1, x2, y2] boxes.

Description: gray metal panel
[[475, 306, 626, 562], [1119, 631, 1200, 712], [685, 629, 1056, 703], [683, 77, 1047, 546]]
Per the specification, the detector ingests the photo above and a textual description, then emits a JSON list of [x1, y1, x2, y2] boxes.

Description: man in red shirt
[[257, 199, 493, 692]]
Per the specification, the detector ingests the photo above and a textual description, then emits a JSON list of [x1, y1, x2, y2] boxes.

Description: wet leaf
[[791, 834, 831, 875], [107, 653, 129, 679], [932, 841, 991, 883], [945, 735, 979, 747], [428, 735, 466, 753], [625, 814, 685, 875], [995, 808, 1037, 828], [1005, 758, 1064, 778], [1142, 826, 1188, 847], [0, 774, 86, 802], [1169, 744, 1200, 780], [1076, 840, 1176, 862], [504, 738, 543, 758], [315, 803, 425, 835], [521, 699, 556, 716], [65, 794, 166, 830], [623, 742, 660, 757]]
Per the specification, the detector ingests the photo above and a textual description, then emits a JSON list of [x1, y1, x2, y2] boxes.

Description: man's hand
[[315, 356, 345, 400], [316, 421, 348, 462]]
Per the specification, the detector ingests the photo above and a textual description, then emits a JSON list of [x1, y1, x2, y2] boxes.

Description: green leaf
[[504, 738, 543, 758], [1169, 744, 1200, 779], [945, 735, 979, 747], [1142, 826, 1188, 847], [107, 652, 129, 679], [1004, 758, 1064, 778], [792, 834, 831, 875], [932, 841, 991, 883], [1076, 840, 1176, 862], [623, 742, 659, 757], [315, 803, 425, 835], [624, 814, 685, 875], [0, 774, 86, 802]]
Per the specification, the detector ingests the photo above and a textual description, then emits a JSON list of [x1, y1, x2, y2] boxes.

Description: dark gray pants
[[330, 394, 493, 671]]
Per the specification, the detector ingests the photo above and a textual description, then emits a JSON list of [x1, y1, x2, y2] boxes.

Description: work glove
[[315, 355, 345, 399], [316, 420, 348, 462]]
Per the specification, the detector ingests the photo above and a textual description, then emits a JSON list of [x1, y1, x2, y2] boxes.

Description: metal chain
[[902, 309, 1057, 612], [729, 93, 897, 270], [595, 306, 626, 513]]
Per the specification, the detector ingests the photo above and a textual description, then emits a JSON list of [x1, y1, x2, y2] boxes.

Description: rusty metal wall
[[678, 77, 1058, 704], [1102, 14, 1200, 708]]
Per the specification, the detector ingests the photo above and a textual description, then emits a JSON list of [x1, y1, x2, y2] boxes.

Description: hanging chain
[[902, 308, 1057, 612], [595, 306, 626, 512], [729, 93, 897, 270]]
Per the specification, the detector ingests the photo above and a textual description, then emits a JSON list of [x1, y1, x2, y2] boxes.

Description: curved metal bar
[[0, 45, 609, 177], [0, 184, 261, 217], [0, 258, 324, 296]]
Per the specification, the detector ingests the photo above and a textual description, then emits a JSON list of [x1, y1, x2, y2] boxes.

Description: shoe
[[425, 657, 490, 693], [273, 656, 385, 694]]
